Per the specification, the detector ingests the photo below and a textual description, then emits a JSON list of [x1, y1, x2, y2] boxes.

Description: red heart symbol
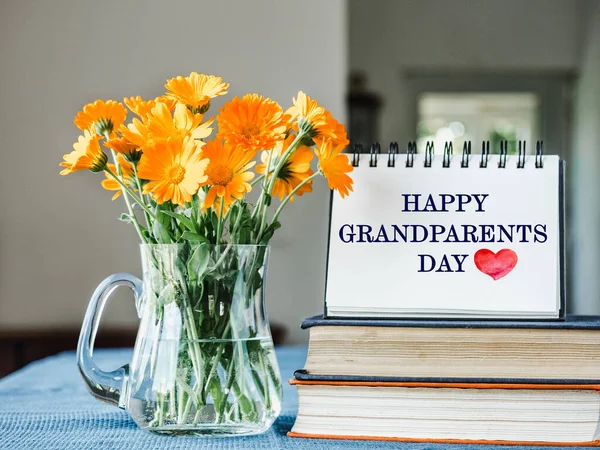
[[474, 249, 518, 280]]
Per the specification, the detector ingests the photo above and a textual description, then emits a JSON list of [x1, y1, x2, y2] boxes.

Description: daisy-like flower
[[256, 135, 314, 201], [119, 118, 150, 149], [156, 95, 178, 111], [74, 100, 127, 137], [137, 137, 208, 206], [104, 136, 140, 155], [315, 138, 354, 198], [101, 154, 136, 200], [285, 91, 346, 145], [200, 139, 255, 212], [60, 131, 108, 175], [146, 103, 214, 143], [217, 94, 289, 154], [165, 72, 229, 114], [124, 96, 158, 118]]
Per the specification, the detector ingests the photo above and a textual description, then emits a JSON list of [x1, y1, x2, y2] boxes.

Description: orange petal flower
[[60, 131, 108, 175], [200, 140, 255, 212], [217, 94, 289, 154], [105, 136, 139, 155], [165, 72, 229, 113], [124, 96, 157, 118], [286, 91, 347, 147], [146, 103, 214, 143], [315, 138, 354, 198], [101, 154, 136, 200], [155, 95, 178, 111], [137, 137, 208, 206], [256, 135, 314, 201], [74, 100, 127, 137], [119, 118, 150, 149]]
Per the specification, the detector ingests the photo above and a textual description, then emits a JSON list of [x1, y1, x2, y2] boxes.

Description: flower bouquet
[[65, 72, 353, 435]]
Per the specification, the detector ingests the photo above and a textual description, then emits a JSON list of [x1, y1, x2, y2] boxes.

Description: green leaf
[[187, 243, 210, 282], [160, 210, 197, 233], [180, 231, 210, 244], [208, 375, 225, 414], [152, 219, 172, 244], [259, 221, 281, 245], [157, 283, 177, 307], [119, 213, 132, 223]]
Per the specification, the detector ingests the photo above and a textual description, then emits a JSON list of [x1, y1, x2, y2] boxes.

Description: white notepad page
[[325, 153, 561, 318]]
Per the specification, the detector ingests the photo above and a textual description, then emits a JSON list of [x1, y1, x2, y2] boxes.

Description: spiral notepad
[[325, 141, 565, 319]]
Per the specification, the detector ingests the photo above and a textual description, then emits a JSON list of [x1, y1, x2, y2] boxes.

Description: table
[[0, 346, 583, 449]]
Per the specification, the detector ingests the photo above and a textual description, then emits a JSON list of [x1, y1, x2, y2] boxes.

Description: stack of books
[[288, 150, 600, 444], [289, 315, 600, 445]]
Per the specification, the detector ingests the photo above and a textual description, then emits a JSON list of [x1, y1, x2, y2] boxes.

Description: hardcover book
[[289, 379, 600, 445], [299, 315, 600, 383]]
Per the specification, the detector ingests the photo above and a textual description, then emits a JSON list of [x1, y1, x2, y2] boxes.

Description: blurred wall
[[350, 0, 585, 146], [0, 0, 347, 344], [572, 1, 600, 314]]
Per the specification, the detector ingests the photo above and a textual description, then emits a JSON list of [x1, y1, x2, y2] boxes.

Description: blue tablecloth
[[0, 346, 592, 449]]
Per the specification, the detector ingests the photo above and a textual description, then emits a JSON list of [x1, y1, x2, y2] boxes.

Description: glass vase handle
[[76, 273, 142, 408]]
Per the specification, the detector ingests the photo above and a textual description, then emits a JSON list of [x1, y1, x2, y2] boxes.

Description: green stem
[[107, 152, 147, 243], [256, 132, 306, 238], [271, 171, 320, 225], [105, 167, 175, 242], [216, 197, 225, 245], [131, 162, 152, 226], [250, 174, 265, 187], [105, 168, 161, 223]]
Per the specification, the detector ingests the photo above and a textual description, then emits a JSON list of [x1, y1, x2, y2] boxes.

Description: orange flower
[[74, 100, 127, 137], [256, 135, 314, 201], [217, 94, 289, 154], [315, 138, 354, 198], [101, 154, 135, 200], [320, 111, 349, 148], [124, 96, 157, 118], [165, 72, 229, 113], [146, 103, 214, 143], [137, 137, 208, 206], [105, 136, 139, 156], [119, 118, 150, 149], [200, 140, 255, 212], [286, 91, 346, 145], [155, 95, 178, 111], [60, 131, 108, 175]]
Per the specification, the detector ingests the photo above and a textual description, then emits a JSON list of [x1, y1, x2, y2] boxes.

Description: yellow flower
[[137, 137, 208, 206], [320, 111, 349, 148], [146, 103, 214, 143], [156, 95, 178, 111], [200, 140, 255, 212], [256, 135, 314, 201], [101, 154, 135, 200], [217, 94, 289, 154], [74, 100, 127, 137], [60, 131, 108, 175], [124, 96, 157, 118], [119, 118, 150, 149], [105, 136, 139, 156], [285, 91, 346, 145], [165, 72, 229, 113], [315, 138, 354, 198]]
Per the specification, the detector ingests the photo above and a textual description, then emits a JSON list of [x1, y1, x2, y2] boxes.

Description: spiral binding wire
[[461, 141, 472, 168], [388, 142, 398, 167], [350, 140, 545, 168]]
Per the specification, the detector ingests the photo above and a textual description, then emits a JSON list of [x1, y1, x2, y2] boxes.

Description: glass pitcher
[[77, 244, 282, 436]]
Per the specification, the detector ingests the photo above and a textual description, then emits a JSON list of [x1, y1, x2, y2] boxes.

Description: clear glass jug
[[77, 244, 282, 436]]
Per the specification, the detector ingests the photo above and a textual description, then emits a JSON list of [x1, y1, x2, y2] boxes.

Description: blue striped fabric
[[0, 346, 586, 449]]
